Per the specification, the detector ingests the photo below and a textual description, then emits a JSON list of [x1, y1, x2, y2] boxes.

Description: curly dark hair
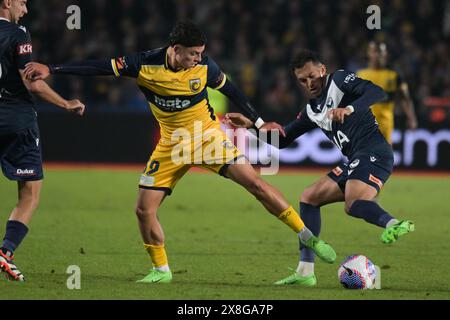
[[168, 21, 207, 47]]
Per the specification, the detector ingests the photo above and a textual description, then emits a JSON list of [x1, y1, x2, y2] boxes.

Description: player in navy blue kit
[[225, 50, 415, 286], [0, 0, 85, 281]]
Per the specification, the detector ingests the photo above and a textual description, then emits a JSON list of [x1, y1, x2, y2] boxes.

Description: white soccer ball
[[338, 255, 377, 289]]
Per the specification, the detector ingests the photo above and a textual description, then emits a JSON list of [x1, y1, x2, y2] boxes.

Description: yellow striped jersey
[[110, 47, 227, 143], [356, 68, 401, 124]]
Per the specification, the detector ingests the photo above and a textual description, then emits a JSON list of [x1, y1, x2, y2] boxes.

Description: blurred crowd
[[25, 0, 450, 122]]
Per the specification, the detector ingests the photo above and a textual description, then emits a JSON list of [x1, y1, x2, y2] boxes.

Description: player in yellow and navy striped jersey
[[357, 41, 417, 144], [24, 21, 337, 283]]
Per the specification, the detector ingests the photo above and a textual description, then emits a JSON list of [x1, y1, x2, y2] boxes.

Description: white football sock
[[296, 261, 314, 276], [386, 219, 399, 228], [154, 265, 170, 272]]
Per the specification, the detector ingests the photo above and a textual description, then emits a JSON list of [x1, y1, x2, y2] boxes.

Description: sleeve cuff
[[111, 58, 120, 77], [346, 105, 355, 114], [254, 117, 265, 129]]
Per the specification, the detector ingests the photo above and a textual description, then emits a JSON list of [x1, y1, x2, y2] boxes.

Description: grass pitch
[[1, 167, 449, 300]]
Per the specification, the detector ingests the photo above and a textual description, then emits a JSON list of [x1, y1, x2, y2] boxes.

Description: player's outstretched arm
[[224, 112, 314, 149], [223, 112, 254, 128], [216, 78, 285, 137], [24, 59, 116, 80], [20, 70, 85, 116]]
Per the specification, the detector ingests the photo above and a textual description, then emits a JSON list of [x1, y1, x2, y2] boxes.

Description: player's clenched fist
[[223, 113, 253, 128], [223, 113, 286, 137], [65, 99, 85, 116]]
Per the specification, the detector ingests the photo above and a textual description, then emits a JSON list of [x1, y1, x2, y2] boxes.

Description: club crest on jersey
[[189, 78, 201, 92], [349, 159, 360, 169], [326, 97, 334, 108]]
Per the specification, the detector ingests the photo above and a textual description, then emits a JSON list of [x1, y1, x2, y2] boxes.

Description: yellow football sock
[[144, 243, 168, 268], [277, 206, 305, 233]]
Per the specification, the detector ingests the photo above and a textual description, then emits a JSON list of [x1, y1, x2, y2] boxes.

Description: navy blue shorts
[[327, 145, 394, 194], [0, 123, 44, 181]]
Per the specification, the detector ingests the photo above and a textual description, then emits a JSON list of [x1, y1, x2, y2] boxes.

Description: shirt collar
[[0, 17, 11, 22]]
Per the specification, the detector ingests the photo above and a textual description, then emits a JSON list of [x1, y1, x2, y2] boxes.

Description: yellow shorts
[[139, 127, 243, 195]]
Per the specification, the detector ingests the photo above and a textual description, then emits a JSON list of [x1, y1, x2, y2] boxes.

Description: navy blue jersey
[[0, 19, 36, 134], [272, 70, 389, 158]]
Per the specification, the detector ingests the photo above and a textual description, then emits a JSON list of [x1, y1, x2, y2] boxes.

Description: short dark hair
[[290, 50, 323, 71], [168, 21, 207, 47]]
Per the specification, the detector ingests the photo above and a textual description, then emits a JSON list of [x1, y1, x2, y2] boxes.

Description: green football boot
[[274, 270, 317, 286], [301, 236, 336, 264], [381, 220, 415, 244], [136, 269, 172, 283]]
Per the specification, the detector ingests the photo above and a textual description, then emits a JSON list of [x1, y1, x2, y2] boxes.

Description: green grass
[[1, 168, 449, 299]]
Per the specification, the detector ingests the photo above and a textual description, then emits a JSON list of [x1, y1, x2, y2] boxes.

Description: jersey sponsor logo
[[370, 156, 377, 162], [332, 166, 343, 176], [189, 78, 201, 92], [333, 130, 350, 150], [154, 96, 191, 111], [369, 174, 383, 189], [349, 159, 360, 169], [15, 169, 35, 176], [348, 169, 354, 175], [17, 43, 32, 55]]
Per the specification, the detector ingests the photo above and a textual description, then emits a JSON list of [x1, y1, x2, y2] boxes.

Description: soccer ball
[[338, 255, 377, 289]]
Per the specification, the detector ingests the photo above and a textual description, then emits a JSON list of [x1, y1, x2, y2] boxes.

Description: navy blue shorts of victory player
[[0, 123, 44, 181], [327, 143, 394, 194]]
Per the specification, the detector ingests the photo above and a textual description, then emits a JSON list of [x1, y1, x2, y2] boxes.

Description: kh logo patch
[[17, 43, 32, 55]]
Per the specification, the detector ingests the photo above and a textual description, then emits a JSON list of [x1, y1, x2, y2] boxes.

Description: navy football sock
[[348, 200, 394, 228], [299, 202, 321, 263], [2, 220, 29, 255]]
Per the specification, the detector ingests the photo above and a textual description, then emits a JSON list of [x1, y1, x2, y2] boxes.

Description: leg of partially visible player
[[345, 179, 415, 244], [274, 175, 344, 286], [1, 180, 42, 281], [135, 188, 173, 283], [224, 160, 337, 266]]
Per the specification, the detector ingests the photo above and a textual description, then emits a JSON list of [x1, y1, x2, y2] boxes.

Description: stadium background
[[23, 0, 450, 169]]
